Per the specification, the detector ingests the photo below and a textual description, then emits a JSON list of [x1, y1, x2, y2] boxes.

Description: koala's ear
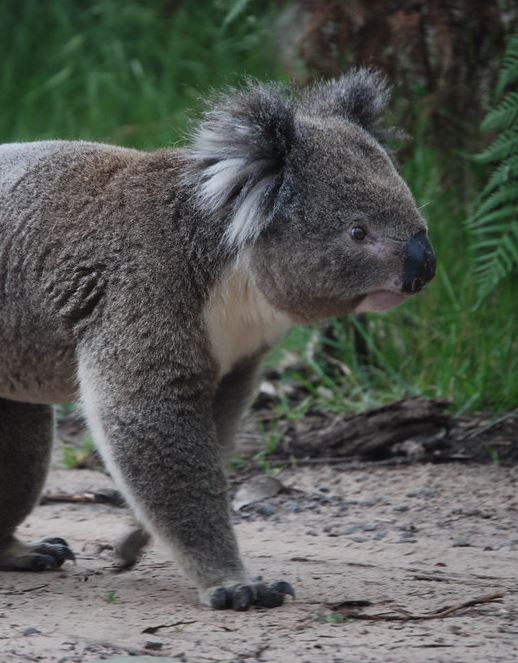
[[302, 68, 390, 136], [184, 82, 295, 249]]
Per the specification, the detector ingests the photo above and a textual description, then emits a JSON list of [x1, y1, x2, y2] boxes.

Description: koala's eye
[[351, 226, 367, 241]]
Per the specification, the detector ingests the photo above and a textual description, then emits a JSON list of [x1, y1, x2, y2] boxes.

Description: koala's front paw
[[202, 580, 295, 611]]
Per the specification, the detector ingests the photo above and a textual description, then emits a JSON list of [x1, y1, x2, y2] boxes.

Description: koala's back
[[0, 140, 181, 404]]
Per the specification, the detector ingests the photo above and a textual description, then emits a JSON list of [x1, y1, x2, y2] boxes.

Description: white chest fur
[[203, 257, 292, 377]]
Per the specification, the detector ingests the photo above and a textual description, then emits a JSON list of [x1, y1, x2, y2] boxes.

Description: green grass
[[0, 0, 282, 147], [1, 1, 515, 416], [103, 590, 118, 604]]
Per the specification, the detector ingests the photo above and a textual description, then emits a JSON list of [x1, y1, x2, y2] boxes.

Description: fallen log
[[284, 398, 451, 459]]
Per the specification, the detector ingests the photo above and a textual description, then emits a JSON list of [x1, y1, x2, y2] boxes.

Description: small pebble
[[358, 499, 379, 507], [362, 523, 379, 532], [399, 530, 417, 539], [144, 641, 163, 650], [399, 523, 418, 532], [22, 627, 41, 636], [406, 489, 440, 499], [452, 539, 471, 547], [255, 504, 276, 517]]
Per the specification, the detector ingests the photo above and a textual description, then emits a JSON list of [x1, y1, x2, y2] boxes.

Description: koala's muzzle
[[402, 231, 436, 294]]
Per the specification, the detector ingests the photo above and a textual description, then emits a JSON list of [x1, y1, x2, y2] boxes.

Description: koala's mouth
[[355, 290, 408, 313]]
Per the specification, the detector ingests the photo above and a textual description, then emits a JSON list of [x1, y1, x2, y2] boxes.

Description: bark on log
[[285, 398, 451, 459]]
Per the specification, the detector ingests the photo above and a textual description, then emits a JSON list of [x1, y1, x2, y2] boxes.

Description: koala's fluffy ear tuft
[[183, 82, 295, 250], [302, 68, 390, 136]]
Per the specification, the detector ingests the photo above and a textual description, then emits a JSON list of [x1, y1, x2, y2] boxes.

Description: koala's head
[[184, 69, 436, 321]]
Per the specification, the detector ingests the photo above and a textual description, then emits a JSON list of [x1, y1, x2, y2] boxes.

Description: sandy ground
[[1, 453, 518, 663]]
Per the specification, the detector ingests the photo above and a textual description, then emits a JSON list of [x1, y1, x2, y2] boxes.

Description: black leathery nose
[[402, 230, 436, 294]]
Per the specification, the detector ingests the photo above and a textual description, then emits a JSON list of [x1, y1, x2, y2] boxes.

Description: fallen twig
[[460, 412, 518, 440], [142, 620, 197, 634], [40, 489, 125, 507], [327, 592, 505, 622], [412, 574, 456, 583], [83, 640, 169, 657], [266, 456, 413, 468], [0, 584, 49, 595]]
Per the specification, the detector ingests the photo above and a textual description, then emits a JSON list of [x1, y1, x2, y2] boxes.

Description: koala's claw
[[31, 538, 76, 567], [0, 536, 75, 571], [208, 580, 295, 611]]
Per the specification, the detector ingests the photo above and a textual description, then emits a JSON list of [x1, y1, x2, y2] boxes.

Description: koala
[[0, 69, 435, 611]]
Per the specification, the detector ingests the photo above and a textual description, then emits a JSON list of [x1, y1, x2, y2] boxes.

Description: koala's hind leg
[[213, 355, 262, 459], [114, 525, 150, 570], [0, 399, 75, 570]]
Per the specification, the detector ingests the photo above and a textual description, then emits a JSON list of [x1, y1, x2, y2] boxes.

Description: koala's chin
[[355, 290, 408, 313]]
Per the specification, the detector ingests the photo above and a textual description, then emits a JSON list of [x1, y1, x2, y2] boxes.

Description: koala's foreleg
[[0, 399, 75, 570], [78, 345, 293, 610], [115, 356, 262, 572]]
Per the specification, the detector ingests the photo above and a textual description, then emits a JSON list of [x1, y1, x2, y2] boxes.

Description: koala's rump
[[0, 141, 145, 404]]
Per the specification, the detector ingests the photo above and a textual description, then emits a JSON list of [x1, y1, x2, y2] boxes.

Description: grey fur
[[0, 70, 434, 609]]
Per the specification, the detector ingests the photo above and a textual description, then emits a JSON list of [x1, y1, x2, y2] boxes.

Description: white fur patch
[[187, 126, 275, 250], [203, 254, 292, 377], [223, 176, 274, 248], [198, 157, 247, 211]]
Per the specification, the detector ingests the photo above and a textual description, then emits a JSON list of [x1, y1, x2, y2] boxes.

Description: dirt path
[[1, 456, 517, 662]]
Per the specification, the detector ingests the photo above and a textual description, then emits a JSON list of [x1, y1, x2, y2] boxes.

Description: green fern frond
[[474, 128, 518, 163], [470, 184, 518, 220], [467, 34, 518, 300], [472, 219, 517, 237], [482, 92, 518, 131], [472, 223, 518, 299], [480, 156, 518, 197], [497, 35, 518, 94], [468, 207, 516, 230]]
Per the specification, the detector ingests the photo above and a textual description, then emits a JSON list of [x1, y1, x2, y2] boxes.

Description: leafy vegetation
[[0, 0, 281, 147], [62, 437, 95, 470], [468, 34, 518, 299], [1, 1, 515, 417]]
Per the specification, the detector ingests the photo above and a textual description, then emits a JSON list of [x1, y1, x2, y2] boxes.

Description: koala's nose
[[402, 231, 436, 294]]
